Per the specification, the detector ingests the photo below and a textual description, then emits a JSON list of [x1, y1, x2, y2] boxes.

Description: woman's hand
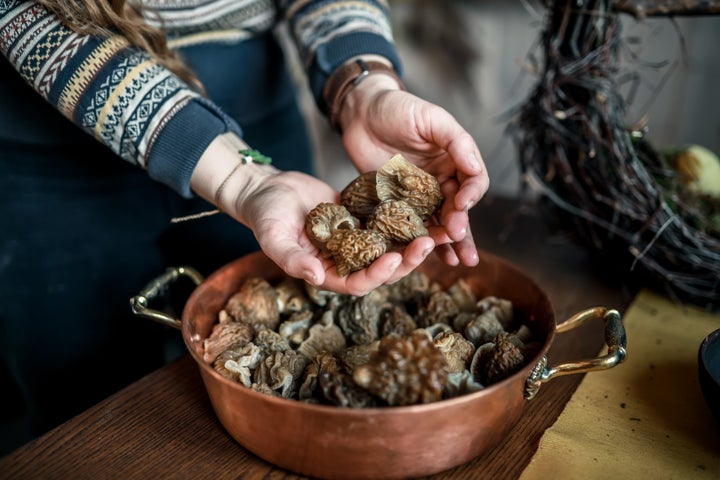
[[233, 169, 436, 296], [337, 68, 490, 274]]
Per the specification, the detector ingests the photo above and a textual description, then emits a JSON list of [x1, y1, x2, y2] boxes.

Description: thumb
[[275, 248, 327, 287], [256, 224, 327, 287]]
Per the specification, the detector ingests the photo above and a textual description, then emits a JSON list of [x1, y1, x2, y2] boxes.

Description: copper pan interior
[[181, 250, 556, 479]]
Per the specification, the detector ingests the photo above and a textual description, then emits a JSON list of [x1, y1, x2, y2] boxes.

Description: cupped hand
[[234, 169, 436, 296], [339, 75, 490, 267]]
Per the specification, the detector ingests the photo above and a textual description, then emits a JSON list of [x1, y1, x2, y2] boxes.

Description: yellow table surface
[[520, 289, 720, 479]]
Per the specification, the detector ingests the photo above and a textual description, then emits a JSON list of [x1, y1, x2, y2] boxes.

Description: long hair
[[38, 0, 204, 93]]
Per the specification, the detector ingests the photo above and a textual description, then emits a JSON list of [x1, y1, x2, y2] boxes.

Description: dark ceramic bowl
[[699, 328, 720, 423]]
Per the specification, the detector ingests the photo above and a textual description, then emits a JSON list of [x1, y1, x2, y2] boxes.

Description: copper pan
[[131, 250, 626, 479]]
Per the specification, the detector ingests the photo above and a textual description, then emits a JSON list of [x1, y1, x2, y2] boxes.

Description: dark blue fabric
[[0, 55, 93, 146], [0, 33, 313, 452], [178, 34, 297, 125]]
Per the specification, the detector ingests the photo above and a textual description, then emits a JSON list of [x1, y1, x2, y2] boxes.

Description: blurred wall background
[[285, 0, 720, 197]]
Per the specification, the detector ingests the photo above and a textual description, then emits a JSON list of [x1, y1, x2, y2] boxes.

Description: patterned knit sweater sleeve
[[277, 0, 402, 112], [0, 0, 243, 198]]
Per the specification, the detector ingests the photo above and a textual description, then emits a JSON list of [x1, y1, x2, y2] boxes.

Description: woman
[[0, 0, 489, 450]]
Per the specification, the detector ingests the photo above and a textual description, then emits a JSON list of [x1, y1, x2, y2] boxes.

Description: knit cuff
[[147, 98, 243, 198]]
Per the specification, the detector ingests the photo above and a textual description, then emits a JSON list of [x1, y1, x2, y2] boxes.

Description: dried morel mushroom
[[338, 342, 380, 371], [447, 278, 477, 313], [433, 331, 476, 374], [304, 153, 444, 277], [471, 332, 525, 385], [225, 277, 280, 331], [384, 269, 437, 306], [367, 199, 429, 244], [314, 353, 378, 408], [275, 277, 311, 315], [444, 370, 484, 398], [214, 343, 264, 387], [203, 321, 254, 364], [278, 310, 313, 347], [297, 312, 347, 359], [254, 329, 291, 355], [336, 289, 386, 346], [376, 154, 443, 219], [340, 171, 379, 221], [353, 330, 449, 406], [305, 202, 360, 247], [419, 290, 460, 328], [464, 310, 505, 347], [326, 229, 387, 276], [465, 296, 516, 346], [297, 353, 330, 402], [379, 304, 417, 337], [254, 350, 308, 399], [476, 296, 515, 330]]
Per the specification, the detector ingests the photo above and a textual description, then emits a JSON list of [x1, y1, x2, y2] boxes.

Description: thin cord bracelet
[[170, 149, 272, 224]]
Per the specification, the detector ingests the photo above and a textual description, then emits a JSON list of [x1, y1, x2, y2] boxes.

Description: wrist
[[323, 56, 404, 133], [190, 132, 277, 222], [337, 73, 402, 134], [190, 132, 249, 202]]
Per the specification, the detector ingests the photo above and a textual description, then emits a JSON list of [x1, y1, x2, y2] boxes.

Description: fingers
[[437, 179, 470, 243], [446, 131, 487, 179], [416, 104, 489, 211], [443, 208, 471, 243], [450, 229, 479, 267], [427, 220, 478, 267], [428, 177, 478, 268], [270, 244, 328, 287], [315, 236, 435, 297], [434, 243, 460, 266], [384, 236, 435, 283], [271, 227, 475, 296], [454, 171, 489, 212], [422, 106, 486, 177], [445, 136, 489, 211]]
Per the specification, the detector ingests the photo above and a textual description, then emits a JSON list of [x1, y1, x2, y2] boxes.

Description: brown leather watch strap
[[322, 58, 404, 133]]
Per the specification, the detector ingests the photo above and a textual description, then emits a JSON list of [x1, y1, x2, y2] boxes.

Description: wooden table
[[0, 195, 636, 479]]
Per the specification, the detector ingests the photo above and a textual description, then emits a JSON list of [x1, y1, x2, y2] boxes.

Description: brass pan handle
[[129, 266, 204, 330], [525, 307, 627, 400]]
